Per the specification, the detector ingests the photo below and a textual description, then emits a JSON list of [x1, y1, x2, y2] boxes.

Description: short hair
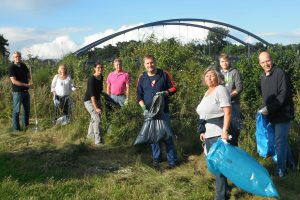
[[13, 51, 21, 58], [258, 51, 271, 61], [58, 64, 68, 75], [114, 58, 122, 64], [143, 54, 155, 62], [202, 66, 224, 85], [218, 53, 230, 61]]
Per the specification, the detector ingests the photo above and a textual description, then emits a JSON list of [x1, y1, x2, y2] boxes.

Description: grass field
[[0, 120, 299, 200]]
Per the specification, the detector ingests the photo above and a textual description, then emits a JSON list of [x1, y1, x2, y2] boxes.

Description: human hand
[[124, 98, 129, 105], [199, 133, 205, 142], [258, 106, 268, 115], [27, 82, 33, 88], [95, 107, 102, 114], [141, 105, 148, 115], [143, 109, 149, 116], [221, 129, 229, 140], [156, 91, 168, 96]]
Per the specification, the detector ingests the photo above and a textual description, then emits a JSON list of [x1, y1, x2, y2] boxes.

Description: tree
[[0, 34, 9, 60], [206, 27, 229, 56]]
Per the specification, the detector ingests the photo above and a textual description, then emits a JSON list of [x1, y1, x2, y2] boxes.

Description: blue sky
[[1, 0, 299, 59]]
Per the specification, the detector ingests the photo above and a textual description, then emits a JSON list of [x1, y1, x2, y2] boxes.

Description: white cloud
[[3, 22, 300, 60], [21, 36, 78, 59], [81, 22, 209, 50], [0, 26, 88, 59]]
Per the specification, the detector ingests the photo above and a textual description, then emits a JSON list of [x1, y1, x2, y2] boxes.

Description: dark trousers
[[206, 136, 228, 200], [54, 95, 70, 120]]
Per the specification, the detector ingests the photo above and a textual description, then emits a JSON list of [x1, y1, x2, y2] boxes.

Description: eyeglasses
[[14, 56, 21, 58]]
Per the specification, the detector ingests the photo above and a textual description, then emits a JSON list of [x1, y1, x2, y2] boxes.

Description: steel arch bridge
[[74, 18, 270, 56]]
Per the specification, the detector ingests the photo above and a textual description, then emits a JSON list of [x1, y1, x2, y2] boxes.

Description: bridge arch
[[74, 18, 270, 56]]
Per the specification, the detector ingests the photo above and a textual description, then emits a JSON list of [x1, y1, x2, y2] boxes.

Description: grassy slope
[[0, 121, 299, 200]]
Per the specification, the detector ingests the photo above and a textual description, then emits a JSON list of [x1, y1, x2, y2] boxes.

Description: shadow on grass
[[0, 140, 152, 184]]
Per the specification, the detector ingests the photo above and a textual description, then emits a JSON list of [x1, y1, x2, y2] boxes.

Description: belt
[[111, 94, 125, 96], [14, 90, 28, 93]]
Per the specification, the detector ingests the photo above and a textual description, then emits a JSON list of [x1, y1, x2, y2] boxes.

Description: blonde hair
[[114, 58, 122, 64], [13, 51, 21, 58], [58, 64, 68, 75], [143, 54, 155, 62], [218, 53, 230, 61], [202, 66, 224, 85]]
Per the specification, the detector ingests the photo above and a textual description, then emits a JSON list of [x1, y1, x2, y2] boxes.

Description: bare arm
[[10, 76, 31, 88], [106, 83, 111, 95], [126, 82, 129, 97], [138, 100, 145, 108], [221, 106, 232, 140]]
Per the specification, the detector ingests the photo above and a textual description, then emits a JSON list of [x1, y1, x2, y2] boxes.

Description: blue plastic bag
[[255, 113, 276, 158], [206, 139, 279, 198]]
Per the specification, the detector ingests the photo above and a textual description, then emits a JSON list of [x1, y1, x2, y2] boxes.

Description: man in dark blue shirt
[[136, 54, 177, 169]]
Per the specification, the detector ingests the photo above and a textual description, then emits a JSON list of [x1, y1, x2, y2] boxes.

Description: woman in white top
[[51, 64, 76, 122], [196, 66, 232, 200]]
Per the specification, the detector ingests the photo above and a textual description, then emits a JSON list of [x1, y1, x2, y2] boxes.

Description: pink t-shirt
[[106, 71, 130, 95]]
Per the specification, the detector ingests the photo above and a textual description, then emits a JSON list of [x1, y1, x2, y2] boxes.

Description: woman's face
[[204, 70, 218, 87], [60, 68, 66, 76], [94, 64, 104, 76]]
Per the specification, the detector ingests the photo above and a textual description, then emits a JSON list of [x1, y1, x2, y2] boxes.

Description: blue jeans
[[206, 136, 228, 200], [151, 113, 177, 166], [272, 122, 295, 175], [110, 94, 126, 106], [12, 92, 30, 131]]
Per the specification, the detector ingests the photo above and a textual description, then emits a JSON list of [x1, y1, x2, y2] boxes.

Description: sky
[[1, 0, 300, 59]]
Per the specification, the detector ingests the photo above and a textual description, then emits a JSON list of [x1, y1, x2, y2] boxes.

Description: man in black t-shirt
[[8, 51, 32, 131]]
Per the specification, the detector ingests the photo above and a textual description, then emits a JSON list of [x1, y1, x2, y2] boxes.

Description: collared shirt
[[106, 71, 130, 95]]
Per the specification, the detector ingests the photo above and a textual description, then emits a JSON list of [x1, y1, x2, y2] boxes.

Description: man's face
[[13, 53, 21, 64], [144, 58, 156, 73], [219, 58, 230, 70], [259, 52, 273, 73], [114, 61, 122, 72]]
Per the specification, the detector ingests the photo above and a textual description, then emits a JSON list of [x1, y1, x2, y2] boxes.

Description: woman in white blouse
[[51, 64, 76, 122]]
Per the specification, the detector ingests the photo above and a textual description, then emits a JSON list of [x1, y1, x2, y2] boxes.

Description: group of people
[[197, 51, 295, 200], [9, 50, 295, 200]]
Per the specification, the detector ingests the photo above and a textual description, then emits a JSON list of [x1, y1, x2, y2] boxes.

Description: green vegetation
[[0, 37, 299, 199]]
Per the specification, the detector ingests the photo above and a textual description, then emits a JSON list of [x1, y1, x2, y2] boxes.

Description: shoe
[[278, 170, 284, 178], [274, 169, 285, 178], [168, 165, 177, 170], [152, 160, 160, 170], [95, 138, 104, 145]]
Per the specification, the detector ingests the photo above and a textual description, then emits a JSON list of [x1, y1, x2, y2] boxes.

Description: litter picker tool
[[28, 64, 39, 132]]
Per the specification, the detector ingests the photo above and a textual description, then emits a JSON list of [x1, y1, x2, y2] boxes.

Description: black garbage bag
[[101, 93, 121, 111], [134, 94, 173, 145]]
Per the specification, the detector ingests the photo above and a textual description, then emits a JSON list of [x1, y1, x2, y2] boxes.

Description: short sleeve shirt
[[196, 85, 231, 138], [106, 71, 130, 95]]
